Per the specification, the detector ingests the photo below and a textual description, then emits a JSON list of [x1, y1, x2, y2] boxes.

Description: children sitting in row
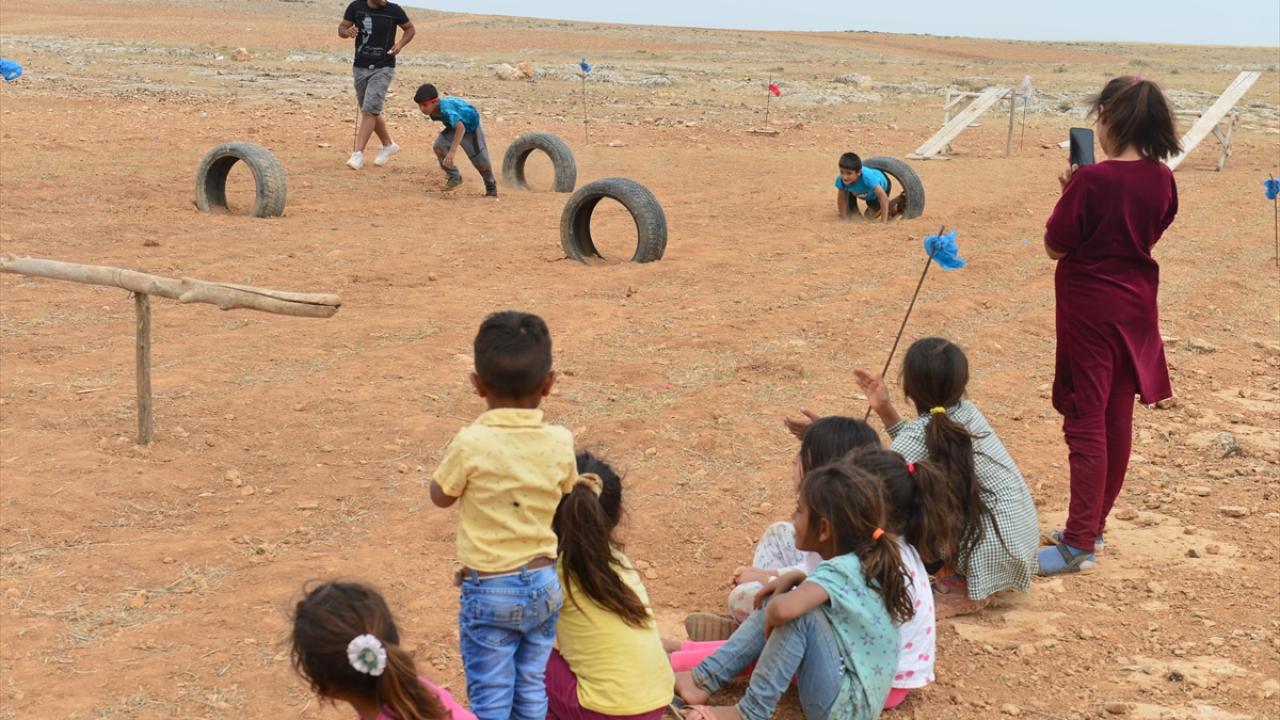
[[675, 462, 914, 720], [787, 337, 1041, 618]]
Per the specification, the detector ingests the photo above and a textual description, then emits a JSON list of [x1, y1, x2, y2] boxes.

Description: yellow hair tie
[[575, 472, 603, 496], [930, 406, 947, 415]]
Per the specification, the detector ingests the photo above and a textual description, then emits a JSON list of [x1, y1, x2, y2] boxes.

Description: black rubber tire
[[560, 177, 667, 263], [863, 156, 925, 219], [195, 142, 287, 218], [502, 132, 577, 193]]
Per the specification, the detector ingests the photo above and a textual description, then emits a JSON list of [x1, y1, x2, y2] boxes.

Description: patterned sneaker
[[346, 151, 364, 170], [444, 175, 463, 190], [373, 142, 400, 166]]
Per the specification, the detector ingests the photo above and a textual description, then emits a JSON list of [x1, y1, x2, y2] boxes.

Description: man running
[[339, 0, 414, 170]]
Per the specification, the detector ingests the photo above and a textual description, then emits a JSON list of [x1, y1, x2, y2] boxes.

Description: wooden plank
[[0, 255, 342, 318], [909, 87, 1010, 159], [1166, 71, 1260, 171]]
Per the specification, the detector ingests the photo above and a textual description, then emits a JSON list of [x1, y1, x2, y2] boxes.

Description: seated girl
[[547, 451, 674, 720]]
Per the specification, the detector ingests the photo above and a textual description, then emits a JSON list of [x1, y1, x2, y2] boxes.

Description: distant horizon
[[399, 1, 1280, 48]]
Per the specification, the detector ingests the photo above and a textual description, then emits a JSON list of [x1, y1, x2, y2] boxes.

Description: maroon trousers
[[1062, 361, 1138, 552]]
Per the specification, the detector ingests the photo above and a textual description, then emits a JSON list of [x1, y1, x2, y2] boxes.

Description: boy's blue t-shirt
[[835, 166, 890, 202], [435, 97, 481, 133]]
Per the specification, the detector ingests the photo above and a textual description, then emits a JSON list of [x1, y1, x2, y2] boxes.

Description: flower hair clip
[[347, 634, 388, 676]]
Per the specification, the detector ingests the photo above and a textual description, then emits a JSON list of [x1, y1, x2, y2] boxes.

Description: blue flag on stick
[[0, 58, 22, 82], [1264, 177, 1280, 201], [924, 229, 965, 270], [579, 58, 592, 74]]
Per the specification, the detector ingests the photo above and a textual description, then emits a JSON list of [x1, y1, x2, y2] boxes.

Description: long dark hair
[[900, 337, 1002, 566], [1089, 76, 1181, 161], [845, 446, 960, 565], [291, 581, 449, 720], [801, 463, 914, 624], [553, 451, 650, 628], [800, 416, 881, 473]]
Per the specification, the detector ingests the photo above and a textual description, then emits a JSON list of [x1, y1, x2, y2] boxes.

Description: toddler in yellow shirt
[[430, 310, 577, 720]]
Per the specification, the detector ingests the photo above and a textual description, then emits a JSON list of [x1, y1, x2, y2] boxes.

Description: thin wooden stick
[[865, 226, 946, 422], [765, 75, 772, 130], [581, 74, 589, 144], [135, 293, 153, 445]]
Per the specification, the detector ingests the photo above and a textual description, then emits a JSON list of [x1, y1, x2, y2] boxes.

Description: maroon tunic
[[1045, 159, 1177, 416]]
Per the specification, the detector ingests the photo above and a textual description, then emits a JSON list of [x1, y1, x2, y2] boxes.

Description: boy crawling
[[835, 152, 906, 222]]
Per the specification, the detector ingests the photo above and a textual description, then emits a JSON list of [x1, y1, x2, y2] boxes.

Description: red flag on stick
[[768, 83, 781, 96]]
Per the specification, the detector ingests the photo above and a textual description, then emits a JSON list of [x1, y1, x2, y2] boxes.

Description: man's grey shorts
[[433, 123, 492, 168], [353, 66, 394, 115]]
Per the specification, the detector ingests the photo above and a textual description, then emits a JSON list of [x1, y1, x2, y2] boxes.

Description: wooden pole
[[1005, 92, 1016, 157], [764, 76, 772, 130], [581, 74, 589, 144], [864, 226, 946, 421], [134, 293, 153, 445]]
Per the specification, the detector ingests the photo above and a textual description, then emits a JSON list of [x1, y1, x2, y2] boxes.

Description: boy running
[[415, 83, 498, 196]]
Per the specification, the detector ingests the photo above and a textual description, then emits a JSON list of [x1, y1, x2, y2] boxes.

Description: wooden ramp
[[908, 87, 1009, 159], [1166, 71, 1260, 171]]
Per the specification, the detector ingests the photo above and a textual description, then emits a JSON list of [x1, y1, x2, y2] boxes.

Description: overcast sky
[[403, 0, 1279, 47]]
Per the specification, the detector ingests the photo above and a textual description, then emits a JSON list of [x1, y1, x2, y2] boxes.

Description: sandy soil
[[1, 1, 1278, 718]]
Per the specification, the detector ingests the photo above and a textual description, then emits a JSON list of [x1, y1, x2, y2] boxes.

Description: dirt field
[[1, 1, 1278, 718]]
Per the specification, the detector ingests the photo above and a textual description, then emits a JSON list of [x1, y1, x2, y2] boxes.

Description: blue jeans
[[693, 602, 843, 720], [459, 565, 563, 720]]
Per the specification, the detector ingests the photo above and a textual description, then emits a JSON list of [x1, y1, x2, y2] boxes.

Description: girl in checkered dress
[[853, 338, 1040, 618]]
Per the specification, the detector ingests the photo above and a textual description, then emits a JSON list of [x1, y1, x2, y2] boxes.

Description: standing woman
[[1039, 76, 1180, 575]]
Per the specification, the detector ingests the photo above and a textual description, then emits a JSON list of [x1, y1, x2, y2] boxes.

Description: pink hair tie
[[1132, 75, 1143, 85], [907, 462, 916, 474]]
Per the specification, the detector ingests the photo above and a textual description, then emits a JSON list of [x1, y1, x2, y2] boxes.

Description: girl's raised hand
[[853, 368, 890, 414], [782, 407, 820, 441]]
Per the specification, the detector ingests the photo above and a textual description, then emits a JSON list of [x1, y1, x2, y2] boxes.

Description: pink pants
[[668, 641, 911, 710], [545, 649, 667, 720]]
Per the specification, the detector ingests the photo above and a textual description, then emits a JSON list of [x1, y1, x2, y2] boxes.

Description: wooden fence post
[[1005, 92, 1016, 157], [135, 292, 153, 444]]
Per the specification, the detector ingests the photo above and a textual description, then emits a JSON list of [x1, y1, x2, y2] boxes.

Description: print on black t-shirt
[[343, 0, 409, 69]]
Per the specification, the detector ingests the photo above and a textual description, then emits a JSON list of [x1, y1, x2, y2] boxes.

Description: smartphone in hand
[[1069, 127, 1095, 167]]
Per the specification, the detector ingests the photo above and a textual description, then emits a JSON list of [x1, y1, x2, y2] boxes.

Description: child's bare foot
[[673, 671, 711, 706], [662, 636, 684, 654], [682, 705, 742, 720]]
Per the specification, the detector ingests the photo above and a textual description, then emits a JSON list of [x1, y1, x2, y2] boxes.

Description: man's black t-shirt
[[343, 0, 409, 69]]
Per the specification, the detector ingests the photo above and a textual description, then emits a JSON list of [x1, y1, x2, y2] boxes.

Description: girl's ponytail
[[800, 463, 914, 625], [844, 447, 961, 566], [923, 409, 992, 564], [380, 643, 449, 720], [862, 528, 915, 625], [554, 452, 649, 627]]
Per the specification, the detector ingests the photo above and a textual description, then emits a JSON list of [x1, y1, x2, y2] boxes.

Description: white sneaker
[[347, 151, 364, 170], [373, 142, 400, 166]]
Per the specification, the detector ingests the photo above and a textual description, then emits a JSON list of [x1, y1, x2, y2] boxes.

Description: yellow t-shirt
[[556, 550, 675, 715], [432, 408, 577, 572]]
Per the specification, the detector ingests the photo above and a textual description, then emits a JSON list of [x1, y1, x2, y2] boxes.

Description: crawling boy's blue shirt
[[835, 166, 890, 201], [435, 97, 481, 133]]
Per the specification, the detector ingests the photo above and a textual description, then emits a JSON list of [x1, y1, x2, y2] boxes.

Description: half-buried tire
[[560, 177, 667, 263], [503, 132, 577, 193], [841, 156, 925, 220], [195, 142, 287, 218]]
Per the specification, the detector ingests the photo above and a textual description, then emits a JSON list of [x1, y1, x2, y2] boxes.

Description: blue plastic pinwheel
[[0, 58, 22, 82], [924, 229, 965, 270], [578, 58, 592, 74], [1265, 176, 1280, 201]]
